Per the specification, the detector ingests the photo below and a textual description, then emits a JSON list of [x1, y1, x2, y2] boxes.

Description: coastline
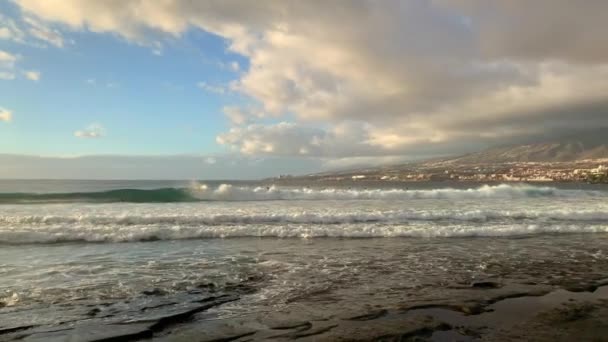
[[2, 280, 607, 341]]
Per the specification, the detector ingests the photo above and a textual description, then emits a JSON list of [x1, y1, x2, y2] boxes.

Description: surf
[[0, 184, 603, 204]]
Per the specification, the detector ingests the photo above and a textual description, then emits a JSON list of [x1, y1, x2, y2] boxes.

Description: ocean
[[1, 180, 607, 341]]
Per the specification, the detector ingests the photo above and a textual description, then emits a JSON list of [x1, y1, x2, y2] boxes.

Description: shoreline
[[2, 280, 607, 341]]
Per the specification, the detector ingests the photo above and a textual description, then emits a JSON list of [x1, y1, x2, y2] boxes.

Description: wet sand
[[2, 280, 607, 341]]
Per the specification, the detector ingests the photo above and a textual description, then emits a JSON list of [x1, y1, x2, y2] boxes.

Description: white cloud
[[0, 50, 18, 81], [12, 0, 608, 159], [229, 61, 239, 72], [24, 70, 40, 81], [0, 50, 18, 67], [222, 106, 250, 125], [86, 78, 96, 85], [0, 72, 15, 80], [216, 121, 386, 157], [23, 16, 65, 47], [197, 81, 225, 94], [0, 108, 12, 122], [0, 13, 66, 48], [74, 123, 105, 138], [0, 14, 27, 43], [0, 27, 11, 39]]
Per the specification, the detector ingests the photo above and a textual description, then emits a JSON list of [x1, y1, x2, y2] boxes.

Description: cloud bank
[[11, 0, 608, 163]]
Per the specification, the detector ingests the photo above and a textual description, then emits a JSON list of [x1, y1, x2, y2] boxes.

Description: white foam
[[1, 183, 606, 244], [3, 208, 608, 226], [1, 221, 607, 244], [188, 183, 603, 201]]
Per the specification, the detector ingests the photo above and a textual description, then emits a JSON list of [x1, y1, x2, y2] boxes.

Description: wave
[[2, 208, 608, 244], [3, 209, 608, 226], [0, 184, 604, 204], [0, 188, 197, 204], [1, 221, 607, 244]]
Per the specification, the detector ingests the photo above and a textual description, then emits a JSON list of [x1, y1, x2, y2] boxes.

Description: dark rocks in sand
[[0, 325, 36, 336], [201, 331, 257, 342], [471, 281, 502, 289], [142, 288, 167, 296], [548, 302, 597, 322], [224, 282, 257, 295], [19, 323, 153, 342], [197, 282, 217, 291], [139, 295, 239, 333], [4, 295, 239, 342], [268, 321, 312, 330], [86, 308, 101, 317], [345, 309, 388, 321], [268, 323, 338, 339], [373, 322, 452, 342]]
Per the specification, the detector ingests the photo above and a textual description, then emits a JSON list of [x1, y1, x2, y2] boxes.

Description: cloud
[[12, 0, 608, 161], [0, 13, 66, 48], [0, 108, 12, 122], [0, 27, 13, 39], [222, 106, 251, 125], [74, 123, 105, 138], [23, 16, 65, 47], [0, 50, 18, 67], [0, 154, 322, 180], [229, 61, 239, 72], [24, 70, 40, 81], [217, 121, 394, 158], [197, 81, 225, 94], [0, 49, 42, 83], [0, 14, 27, 43], [0, 50, 18, 81], [0, 72, 15, 80]]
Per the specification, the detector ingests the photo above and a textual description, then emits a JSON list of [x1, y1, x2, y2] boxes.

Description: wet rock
[[202, 331, 257, 342], [549, 302, 597, 322], [373, 322, 452, 342], [86, 308, 101, 317], [0, 324, 36, 335], [459, 304, 484, 315], [197, 282, 217, 291], [268, 323, 337, 339], [20, 323, 153, 342], [471, 281, 502, 289], [224, 282, 257, 295], [268, 322, 312, 330], [345, 309, 388, 321], [142, 288, 167, 296], [139, 295, 238, 333]]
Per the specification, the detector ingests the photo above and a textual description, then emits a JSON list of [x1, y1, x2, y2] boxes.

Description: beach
[[1, 181, 607, 341]]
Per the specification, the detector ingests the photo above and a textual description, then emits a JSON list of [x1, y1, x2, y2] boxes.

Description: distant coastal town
[[277, 160, 608, 184]]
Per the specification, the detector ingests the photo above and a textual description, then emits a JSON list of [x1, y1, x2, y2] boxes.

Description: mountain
[[441, 130, 608, 165], [276, 130, 608, 182]]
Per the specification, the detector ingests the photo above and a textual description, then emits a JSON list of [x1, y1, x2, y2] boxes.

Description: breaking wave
[[2, 208, 608, 244], [4, 209, 608, 226], [1, 222, 607, 244], [0, 183, 604, 204]]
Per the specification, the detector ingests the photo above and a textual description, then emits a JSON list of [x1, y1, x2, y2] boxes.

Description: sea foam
[[0, 184, 603, 204]]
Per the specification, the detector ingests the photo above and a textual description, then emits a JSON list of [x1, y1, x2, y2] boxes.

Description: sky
[[1, 0, 608, 179]]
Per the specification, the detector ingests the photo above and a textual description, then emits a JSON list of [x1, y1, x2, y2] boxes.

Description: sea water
[[1, 180, 607, 329]]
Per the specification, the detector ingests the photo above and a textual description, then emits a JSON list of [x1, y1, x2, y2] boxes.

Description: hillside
[[440, 130, 608, 165]]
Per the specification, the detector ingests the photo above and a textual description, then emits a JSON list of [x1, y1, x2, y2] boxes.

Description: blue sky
[[1, 1, 607, 179], [0, 1, 248, 156]]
